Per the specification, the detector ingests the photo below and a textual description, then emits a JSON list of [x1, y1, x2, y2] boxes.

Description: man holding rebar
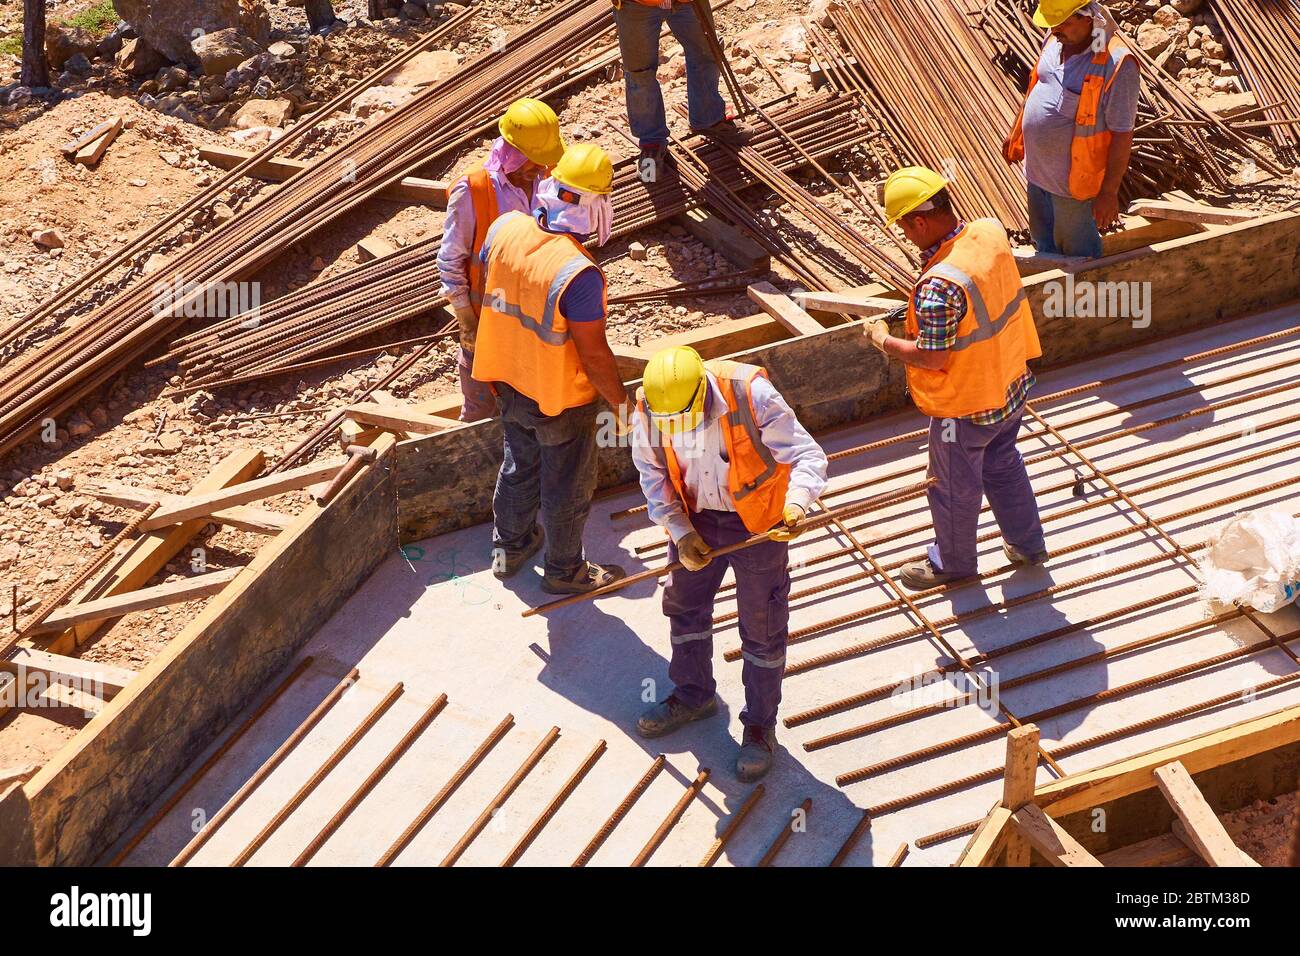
[[472, 143, 635, 594], [612, 0, 737, 178], [630, 345, 827, 781], [438, 99, 566, 423], [868, 166, 1046, 592], [1002, 0, 1138, 258]]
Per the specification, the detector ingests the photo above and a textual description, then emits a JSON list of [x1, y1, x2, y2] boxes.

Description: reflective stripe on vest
[[483, 250, 592, 347], [924, 261, 1031, 353]]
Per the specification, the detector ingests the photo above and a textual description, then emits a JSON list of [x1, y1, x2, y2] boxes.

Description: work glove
[[865, 318, 890, 352], [767, 503, 806, 542], [676, 531, 713, 572], [612, 401, 636, 439], [453, 303, 477, 352]]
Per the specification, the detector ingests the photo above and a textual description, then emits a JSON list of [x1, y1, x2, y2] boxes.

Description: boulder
[[114, 0, 270, 67], [232, 97, 294, 128], [97, 22, 134, 61], [381, 49, 459, 87], [116, 35, 169, 77], [1135, 23, 1172, 57], [191, 27, 264, 76], [350, 86, 414, 118], [44, 25, 98, 70], [1152, 4, 1181, 28]]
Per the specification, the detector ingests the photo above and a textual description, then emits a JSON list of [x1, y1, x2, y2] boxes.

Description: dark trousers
[[927, 406, 1045, 577], [492, 383, 598, 579], [663, 509, 789, 729]]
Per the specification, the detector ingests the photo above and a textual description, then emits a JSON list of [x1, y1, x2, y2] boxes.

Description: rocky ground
[[0, 0, 1296, 772]]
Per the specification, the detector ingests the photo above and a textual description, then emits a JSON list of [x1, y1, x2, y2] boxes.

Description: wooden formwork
[[0, 209, 1296, 867]]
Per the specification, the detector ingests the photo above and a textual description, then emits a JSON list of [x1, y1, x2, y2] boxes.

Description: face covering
[[483, 136, 530, 175], [534, 176, 614, 246]]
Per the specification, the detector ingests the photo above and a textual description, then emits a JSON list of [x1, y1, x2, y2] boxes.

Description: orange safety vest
[[637, 360, 792, 534], [904, 219, 1042, 420], [460, 166, 499, 319], [1004, 35, 1133, 201], [471, 211, 601, 417]]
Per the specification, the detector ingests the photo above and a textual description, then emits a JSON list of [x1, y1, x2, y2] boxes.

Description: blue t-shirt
[[1022, 37, 1139, 198], [559, 266, 606, 323]]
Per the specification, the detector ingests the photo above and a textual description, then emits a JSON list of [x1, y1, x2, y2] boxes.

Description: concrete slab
[[121, 303, 1300, 867]]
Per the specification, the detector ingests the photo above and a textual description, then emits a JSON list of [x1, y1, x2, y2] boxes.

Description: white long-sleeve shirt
[[631, 373, 828, 543], [436, 167, 534, 310]]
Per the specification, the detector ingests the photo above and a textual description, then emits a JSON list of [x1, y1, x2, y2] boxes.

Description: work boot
[[899, 557, 972, 591], [637, 142, 668, 183], [540, 560, 627, 595], [1003, 542, 1049, 566], [490, 526, 544, 580], [736, 725, 776, 782], [636, 693, 719, 738]]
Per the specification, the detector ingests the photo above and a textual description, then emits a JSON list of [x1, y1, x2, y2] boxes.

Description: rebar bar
[[501, 740, 606, 868], [572, 753, 666, 867]]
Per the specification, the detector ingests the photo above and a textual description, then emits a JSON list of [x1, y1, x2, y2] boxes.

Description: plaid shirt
[[912, 221, 1034, 425]]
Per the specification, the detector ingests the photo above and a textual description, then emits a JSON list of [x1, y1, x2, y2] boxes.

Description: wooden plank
[[748, 281, 824, 337], [678, 208, 770, 271], [1154, 761, 1251, 867], [410, 392, 467, 421], [1126, 198, 1261, 226], [1001, 724, 1040, 867], [197, 145, 449, 206], [955, 805, 1012, 867], [73, 116, 122, 167], [0, 648, 136, 698], [81, 481, 293, 535], [60, 117, 119, 157], [1101, 215, 1202, 256], [22, 569, 241, 637], [344, 402, 455, 435], [793, 289, 906, 317], [139, 457, 345, 531], [1009, 804, 1103, 867], [42, 449, 264, 657], [1098, 831, 1198, 867], [611, 343, 650, 380]]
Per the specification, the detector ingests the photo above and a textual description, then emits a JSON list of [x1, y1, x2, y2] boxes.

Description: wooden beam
[[1001, 724, 1040, 867], [344, 403, 455, 435], [0, 649, 136, 698], [955, 804, 1012, 867], [1009, 804, 1103, 867], [61, 118, 119, 157], [748, 281, 824, 337], [74, 116, 123, 167], [139, 458, 346, 531], [1154, 761, 1253, 867], [677, 208, 770, 271], [42, 450, 264, 656], [82, 481, 293, 535], [22, 570, 241, 637], [197, 145, 449, 206], [611, 343, 650, 380], [793, 289, 906, 317], [1126, 198, 1261, 226]]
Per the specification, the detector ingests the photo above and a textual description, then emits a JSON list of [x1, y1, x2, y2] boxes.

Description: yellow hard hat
[[498, 98, 565, 167], [643, 346, 707, 434], [882, 165, 949, 226], [1032, 0, 1091, 28], [551, 142, 614, 196]]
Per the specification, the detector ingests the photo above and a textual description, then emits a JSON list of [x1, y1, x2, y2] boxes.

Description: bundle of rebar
[[1207, 0, 1300, 164], [155, 93, 872, 390], [0, 0, 619, 457]]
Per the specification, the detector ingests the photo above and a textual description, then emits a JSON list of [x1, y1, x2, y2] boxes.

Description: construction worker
[[472, 143, 634, 594], [1002, 0, 1137, 258], [439, 99, 565, 423], [631, 346, 827, 781], [868, 167, 1046, 591], [612, 0, 736, 178]]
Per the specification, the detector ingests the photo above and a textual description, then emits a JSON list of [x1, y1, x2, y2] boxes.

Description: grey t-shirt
[[1022, 37, 1139, 198]]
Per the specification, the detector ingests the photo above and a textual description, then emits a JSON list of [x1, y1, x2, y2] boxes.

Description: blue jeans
[[663, 509, 789, 729], [1027, 183, 1103, 258], [614, 0, 726, 146], [492, 383, 599, 578], [927, 407, 1045, 578]]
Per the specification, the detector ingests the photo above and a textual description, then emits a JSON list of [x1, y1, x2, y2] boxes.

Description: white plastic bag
[[1199, 509, 1300, 613]]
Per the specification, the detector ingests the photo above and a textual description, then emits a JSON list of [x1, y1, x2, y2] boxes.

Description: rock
[[156, 64, 191, 91], [350, 86, 413, 118], [1211, 75, 1239, 93], [160, 150, 182, 166], [212, 201, 235, 223], [1135, 23, 1172, 57], [227, 125, 281, 147], [191, 27, 263, 76], [97, 22, 134, 61], [116, 36, 169, 77], [1208, 90, 1257, 118], [0, 543, 19, 568], [401, 2, 428, 19], [54, 470, 74, 491], [382, 49, 460, 87], [309, 256, 326, 271], [1152, 4, 1181, 28], [1202, 38, 1226, 61], [143, 253, 169, 275], [45, 25, 99, 70], [1172, 0, 1202, 13], [267, 40, 296, 57], [114, 0, 271, 67], [65, 53, 93, 75], [628, 241, 648, 261], [31, 228, 64, 250], [232, 97, 293, 129]]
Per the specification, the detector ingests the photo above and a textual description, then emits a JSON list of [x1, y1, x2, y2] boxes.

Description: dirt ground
[[0, 0, 1297, 777]]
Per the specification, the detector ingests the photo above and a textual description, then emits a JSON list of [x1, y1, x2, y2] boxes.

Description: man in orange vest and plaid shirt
[[868, 167, 1047, 592]]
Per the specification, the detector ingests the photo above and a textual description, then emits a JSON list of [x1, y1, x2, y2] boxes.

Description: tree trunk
[[304, 0, 338, 31], [21, 0, 50, 89]]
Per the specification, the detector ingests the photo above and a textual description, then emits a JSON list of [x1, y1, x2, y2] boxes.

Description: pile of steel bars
[[1207, 0, 1300, 164], [0, 0, 618, 457], [155, 93, 872, 390]]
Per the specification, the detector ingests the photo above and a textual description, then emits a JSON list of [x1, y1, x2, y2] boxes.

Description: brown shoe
[[736, 725, 776, 782], [540, 561, 627, 595], [899, 557, 972, 591], [490, 526, 544, 580]]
